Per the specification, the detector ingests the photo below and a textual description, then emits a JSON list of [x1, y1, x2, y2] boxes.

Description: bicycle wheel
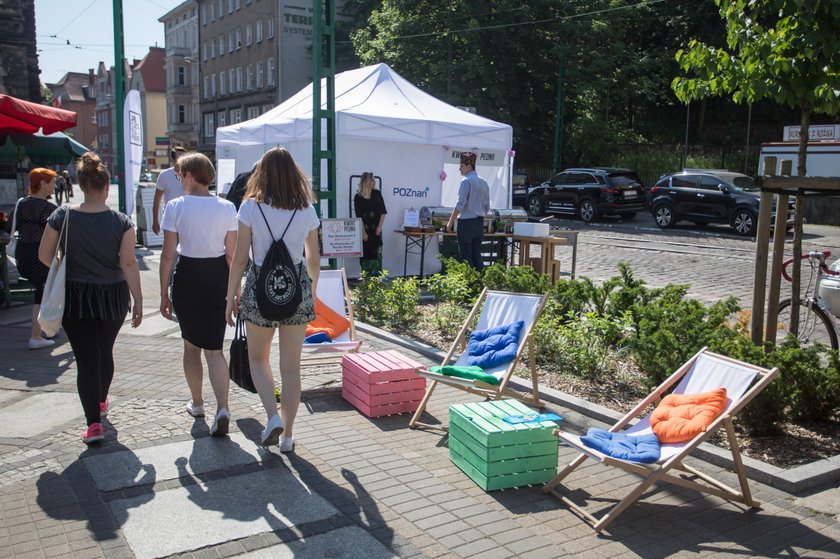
[[775, 299, 838, 350]]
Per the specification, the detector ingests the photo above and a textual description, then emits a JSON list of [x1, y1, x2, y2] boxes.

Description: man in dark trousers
[[446, 151, 490, 271], [225, 163, 256, 210]]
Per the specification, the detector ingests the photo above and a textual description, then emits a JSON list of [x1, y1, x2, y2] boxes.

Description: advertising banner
[[124, 89, 143, 217]]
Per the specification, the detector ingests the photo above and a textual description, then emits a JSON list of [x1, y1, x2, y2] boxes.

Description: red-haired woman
[[14, 168, 58, 349]]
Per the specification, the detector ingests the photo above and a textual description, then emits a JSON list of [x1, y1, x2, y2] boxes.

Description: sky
[[34, 0, 173, 84]]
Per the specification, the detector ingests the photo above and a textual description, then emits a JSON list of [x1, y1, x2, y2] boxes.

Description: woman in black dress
[[353, 172, 387, 275], [15, 168, 58, 350]]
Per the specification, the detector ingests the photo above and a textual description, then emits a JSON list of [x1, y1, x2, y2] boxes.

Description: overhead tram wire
[[50, 0, 100, 37]]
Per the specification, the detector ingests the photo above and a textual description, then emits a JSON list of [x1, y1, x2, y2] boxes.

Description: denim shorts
[[239, 261, 315, 328]]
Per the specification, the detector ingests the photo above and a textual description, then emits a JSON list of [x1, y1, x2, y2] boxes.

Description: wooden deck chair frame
[[300, 268, 362, 367], [543, 347, 779, 533], [409, 288, 549, 429]]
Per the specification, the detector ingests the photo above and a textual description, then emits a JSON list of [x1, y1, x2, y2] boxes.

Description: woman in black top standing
[[15, 168, 58, 350], [353, 172, 387, 275], [39, 152, 143, 444]]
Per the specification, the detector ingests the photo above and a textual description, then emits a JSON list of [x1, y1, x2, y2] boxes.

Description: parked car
[[648, 169, 794, 236], [511, 172, 530, 208], [525, 167, 644, 221]]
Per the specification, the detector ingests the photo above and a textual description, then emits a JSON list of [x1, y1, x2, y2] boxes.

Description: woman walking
[[14, 168, 58, 349], [353, 172, 387, 275], [224, 148, 321, 451], [39, 153, 143, 444], [159, 153, 237, 436]]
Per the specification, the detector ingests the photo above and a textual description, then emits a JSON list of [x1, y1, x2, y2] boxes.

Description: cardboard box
[[514, 222, 550, 237]]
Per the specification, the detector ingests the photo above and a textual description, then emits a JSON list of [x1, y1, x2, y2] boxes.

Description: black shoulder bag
[[255, 203, 303, 320], [228, 316, 257, 393]]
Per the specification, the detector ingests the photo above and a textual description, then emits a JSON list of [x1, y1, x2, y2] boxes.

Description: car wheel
[[619, 212, 637, 220], [579, 199, 598, 222], [731, 209, 757, 236], [692, 220, 709, 227], [527, 196, 544, 217], [653, 204, 676, 228]]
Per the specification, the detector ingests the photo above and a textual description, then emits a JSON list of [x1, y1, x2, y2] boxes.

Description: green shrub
[[353, 271, 420, 328], [428, 301, 471, 340], [423, 256, 482, 306], [482, 263, 552, 294]]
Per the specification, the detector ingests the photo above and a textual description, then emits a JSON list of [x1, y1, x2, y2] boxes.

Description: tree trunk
[[790, 103, 811, 335], [698, 98, 707, 139]]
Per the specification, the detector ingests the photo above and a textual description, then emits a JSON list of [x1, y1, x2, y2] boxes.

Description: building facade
[[46, 71, 97, 149], [0, 0, 40, 101], [128, 47, 168, 170], [159, 0, 200, 156]]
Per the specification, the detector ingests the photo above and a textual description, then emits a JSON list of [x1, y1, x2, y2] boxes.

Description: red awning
[[0, 93, 77, 134], [0, 112, 39, 134]]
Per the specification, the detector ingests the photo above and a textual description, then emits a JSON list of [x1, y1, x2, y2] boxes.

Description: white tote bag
[[7, 197, 21, 258], [38, 208, 69, 337]]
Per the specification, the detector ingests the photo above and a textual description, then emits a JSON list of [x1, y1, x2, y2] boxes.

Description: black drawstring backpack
[[255, 203, 303, 320]]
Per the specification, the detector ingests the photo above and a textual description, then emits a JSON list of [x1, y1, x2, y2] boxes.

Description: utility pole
[[552, 55, 564, 173], [112, 0, 126, 213], [312, 0, 336, 221]]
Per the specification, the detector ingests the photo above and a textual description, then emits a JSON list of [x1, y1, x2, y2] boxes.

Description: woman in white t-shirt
[[160, 153, 238, 437], [225, 147, 321, 451]]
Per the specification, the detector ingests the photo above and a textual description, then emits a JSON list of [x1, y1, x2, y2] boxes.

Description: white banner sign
[[783, 124, 840, 142], [321, 218, 362, 257], [445, 147, 506, 167], [124, 89, 143, 217]]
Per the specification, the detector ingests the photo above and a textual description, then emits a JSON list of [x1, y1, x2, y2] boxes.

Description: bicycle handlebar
[[781, 250, 839, 282]]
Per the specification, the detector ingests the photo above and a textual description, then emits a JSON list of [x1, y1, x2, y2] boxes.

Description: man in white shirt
[[152, 146, 188, 234]]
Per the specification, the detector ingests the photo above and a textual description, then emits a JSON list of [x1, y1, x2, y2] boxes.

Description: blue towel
[[580, 428, 661, 464], [465, 320, 525, 369], [304, 332, 332, 344]]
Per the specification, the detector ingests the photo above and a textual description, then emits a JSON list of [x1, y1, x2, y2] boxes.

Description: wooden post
[[750, 190, 774, 344], [764, 194, 789, 347]]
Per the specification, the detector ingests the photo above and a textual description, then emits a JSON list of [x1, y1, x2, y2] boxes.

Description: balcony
[[167, 46, 194, 57]]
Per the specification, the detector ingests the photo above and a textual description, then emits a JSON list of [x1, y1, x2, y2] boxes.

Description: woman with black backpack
[[224, 147, 321, 452]]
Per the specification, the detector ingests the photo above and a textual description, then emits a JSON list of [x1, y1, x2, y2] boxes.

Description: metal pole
[[552, 55, 564, 173], [112, 0, 126, 213], [744, 104, 752, 174], [682, 102, 690, 169]]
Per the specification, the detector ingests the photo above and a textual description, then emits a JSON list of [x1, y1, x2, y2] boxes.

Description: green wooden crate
[[448, 400, 559, 491]]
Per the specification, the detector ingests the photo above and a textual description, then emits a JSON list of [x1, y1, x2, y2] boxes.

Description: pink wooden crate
[[341, 350, 426, 417]]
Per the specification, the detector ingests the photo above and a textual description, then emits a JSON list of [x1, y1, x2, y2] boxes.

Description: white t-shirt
[[155, 167, 184, 204], [238, 199, 320, 266], [161, 195, 238, 258]]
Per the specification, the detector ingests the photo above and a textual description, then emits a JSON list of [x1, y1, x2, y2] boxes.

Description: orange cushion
[[306, 298, 351, 340], [650, 388, 728, 444]]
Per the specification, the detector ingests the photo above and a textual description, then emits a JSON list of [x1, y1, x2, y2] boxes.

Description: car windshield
[[512, 174, 528, 186], [728, 175, 758, 192]]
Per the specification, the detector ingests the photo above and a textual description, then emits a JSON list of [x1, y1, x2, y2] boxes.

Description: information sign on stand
[[404, 208, 420, 228], [322, 218, 363, 257]]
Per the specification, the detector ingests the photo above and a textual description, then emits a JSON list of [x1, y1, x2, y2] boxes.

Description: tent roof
[[217, 63, 512, 151]]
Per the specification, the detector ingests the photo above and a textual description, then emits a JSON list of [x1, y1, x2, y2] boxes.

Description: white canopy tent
[[216, 63, 514, 276]]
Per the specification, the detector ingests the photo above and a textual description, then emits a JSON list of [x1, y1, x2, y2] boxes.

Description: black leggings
[[63, 315, 124, 426]]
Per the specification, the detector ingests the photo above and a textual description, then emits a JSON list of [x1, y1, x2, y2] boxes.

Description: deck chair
[[409, 288, 549, 429], [300, 268, 362, 366], [543, 347, 778, 532]]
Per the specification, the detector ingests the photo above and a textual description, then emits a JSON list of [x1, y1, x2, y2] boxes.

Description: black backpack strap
[[255, 203, 297, 241], [279, 209, 297, 241]]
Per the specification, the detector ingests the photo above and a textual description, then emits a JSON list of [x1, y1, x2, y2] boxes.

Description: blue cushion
[[304, 332, 332, 344], [580, 428, 661, 464], [465, 320, 525, 369]]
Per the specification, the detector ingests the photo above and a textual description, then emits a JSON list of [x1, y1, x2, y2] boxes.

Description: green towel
[[430, 365, 499, 385]]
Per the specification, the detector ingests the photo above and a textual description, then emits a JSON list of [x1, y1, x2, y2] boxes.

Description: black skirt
[[15, 240, 49, 304], [171, 255, 229, 350]]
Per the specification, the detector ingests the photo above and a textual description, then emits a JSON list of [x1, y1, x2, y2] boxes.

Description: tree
[[673, 0, 840, 338]]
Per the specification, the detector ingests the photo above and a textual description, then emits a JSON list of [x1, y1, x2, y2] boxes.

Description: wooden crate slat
[[449, 447, 557, 491], [450, 423, 558, 462]]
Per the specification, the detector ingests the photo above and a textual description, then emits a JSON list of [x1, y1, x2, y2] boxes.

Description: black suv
[[648, 170, 791, 236], [526, 167, 644, 221]]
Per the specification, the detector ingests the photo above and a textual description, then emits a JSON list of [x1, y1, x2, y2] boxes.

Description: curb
[[355, 320, 840, 495]]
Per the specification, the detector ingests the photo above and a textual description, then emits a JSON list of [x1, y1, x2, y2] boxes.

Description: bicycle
[[776, 250, 840, 350]]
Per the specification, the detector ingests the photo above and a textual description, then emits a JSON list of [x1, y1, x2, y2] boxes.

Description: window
[[210, 40, 216, 58], [256, 61, 263, 88], [235, 0, 240, 9], [228, 31, 234, 53], [228, 69, 235, 93], [203, 76, 209, 99], [202, 42, 208, 61], [228, 0, 234, 14], [246, 65, 253, 90], [236, 67, 243, 92], [178, 105, 186, 124], [262, 104, 273, 113], [91, 112, 97, 124], [699, 176, 723, 191], [201, 5, 207, 25], [236, 28, 241, 49], [267, 58, 275, 85], [256, 19, 263, 42], [247, 106, 260, 120], [203, 113, 215, 137], [217, 111, 226, 128], [672, 175, 699, 189], [246, 23, 252, 46], [268, 16, 275, 38], [219, 72, 226, 96], [211, 73, 216, 97], [209, 1, 214, 20], [217, 0, 223, 18], [230, 108, 241, 124], [177, 66, 185, 85], [219, 35, 224, 56]]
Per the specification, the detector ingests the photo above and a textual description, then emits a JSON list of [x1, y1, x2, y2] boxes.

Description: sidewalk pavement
[[2, 244, 840, 558]]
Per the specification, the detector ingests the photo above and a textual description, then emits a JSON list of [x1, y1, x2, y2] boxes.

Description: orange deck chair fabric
[[306, 297, 351, 340]]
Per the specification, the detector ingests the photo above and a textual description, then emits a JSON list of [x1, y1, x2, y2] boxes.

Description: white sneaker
[[210, 409, 230, 436], [260, 415, 284, 447], [28, 338, 56, 350], [279, 436, 295, 453], [186, 400, 205, 417]]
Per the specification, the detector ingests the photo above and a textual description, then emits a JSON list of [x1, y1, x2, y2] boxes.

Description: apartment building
[[128, 47, 168, 170], [46, 71, 97, 149], [159, 1, 200, 155]]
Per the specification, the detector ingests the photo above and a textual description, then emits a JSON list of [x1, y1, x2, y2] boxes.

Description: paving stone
[[0, 393, 82, 438]]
